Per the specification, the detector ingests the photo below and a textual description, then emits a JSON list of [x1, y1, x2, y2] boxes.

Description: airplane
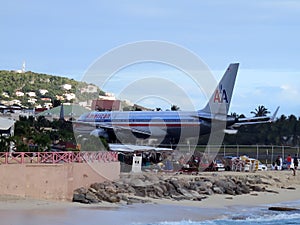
[[73, 63, 279, 146]]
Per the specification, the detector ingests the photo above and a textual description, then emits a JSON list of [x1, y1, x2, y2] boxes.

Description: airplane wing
[[73, 121, 152, 136], [231, 106, 279, 128], [108, 143, 173, 153]]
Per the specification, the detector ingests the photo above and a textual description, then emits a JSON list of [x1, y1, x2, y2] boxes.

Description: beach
[[0, 170, 299, 225]]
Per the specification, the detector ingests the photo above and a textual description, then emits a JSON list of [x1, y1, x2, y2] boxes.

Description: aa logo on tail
[[213, 84, 228, 103]]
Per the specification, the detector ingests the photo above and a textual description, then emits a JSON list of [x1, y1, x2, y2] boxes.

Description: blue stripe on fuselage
[[78, 111, 200, 124]]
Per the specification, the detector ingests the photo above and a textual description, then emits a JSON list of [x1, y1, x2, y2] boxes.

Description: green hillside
[[0, 70, 104, 107]]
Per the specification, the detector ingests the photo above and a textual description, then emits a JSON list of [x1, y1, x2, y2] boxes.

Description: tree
[[171, 105, 180, 111], [251, 105, 270, 117]]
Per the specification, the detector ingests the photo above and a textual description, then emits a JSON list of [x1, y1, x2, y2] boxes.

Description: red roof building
[[91, 99, 121, 111]]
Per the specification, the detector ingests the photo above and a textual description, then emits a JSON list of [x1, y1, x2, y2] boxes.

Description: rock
[[88, 187, 97, 194], [105, 185, 118, 194], [144, 174, 160, 184], [286, 187, 296, 190], [268, 207, 299, 211], [107, 195, 120, 203], [239, 184, 250, 194], [177, 188, 193, 199], [94, 186, 120, 203], [189, 190, 205, 200], [85, 191, 100, 203], [225, 188, 235, 195], [152, 185, 164, 197], [212, 186, 224, 194], [251, 185, 263, 192], [74, 187, 88, 195], [73, 173, 285, 205], [158, 182, 168, 193], [199, 188, 214, 195], [127, 197, 144, 204], [265, 189, 279, 194], [169, 179, 181, 190], [134, 187, 147, 197], [273, 178, 281, 183], [130, 179, 146, 187], [225, 197, 233, 200], [164, 181, 177, 195], [90, 183, 105, 191], [73, 193, 89, 204]]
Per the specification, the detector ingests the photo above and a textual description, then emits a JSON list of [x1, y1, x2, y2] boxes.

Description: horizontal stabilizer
[[232, 106, 279, 128]]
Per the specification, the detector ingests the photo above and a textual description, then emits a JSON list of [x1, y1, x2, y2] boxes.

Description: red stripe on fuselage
[[109, 123, 200, 127]]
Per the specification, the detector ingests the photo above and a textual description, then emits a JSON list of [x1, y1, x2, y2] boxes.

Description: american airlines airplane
[[74, 63, 279, 146]]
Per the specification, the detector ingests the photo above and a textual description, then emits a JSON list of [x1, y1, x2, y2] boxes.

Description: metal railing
[[0, 151, 118, 164], [174, 144, 300, 165]]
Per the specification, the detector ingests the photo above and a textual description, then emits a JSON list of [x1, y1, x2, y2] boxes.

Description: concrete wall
[[0, 162, 120, 201]]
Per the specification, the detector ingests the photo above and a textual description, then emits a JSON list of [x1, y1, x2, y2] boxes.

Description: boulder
[[85, 191, 100, 203], [73, 193, 89, 204], [130, 178, 147, 187], [212, 186, 224, 194]]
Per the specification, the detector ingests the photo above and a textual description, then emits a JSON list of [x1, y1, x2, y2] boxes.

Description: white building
[[62, 84, 72, 90], [28, 98, 37, 104], [64, 93, 76, 101], [80, 85, 98, 93], [99, 92, 116, 100], [26, 91, 36, 97], [39, 89, 48, 95], [15, 91, 25, 97], [2, 92, 9, 98]]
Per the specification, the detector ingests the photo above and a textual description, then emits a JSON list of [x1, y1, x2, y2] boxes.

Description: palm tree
[[171, 105, 180, 111], [251, 105, 270, 117]]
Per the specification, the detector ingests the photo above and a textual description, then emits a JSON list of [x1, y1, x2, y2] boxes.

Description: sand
[[0, 170, 299, 225]]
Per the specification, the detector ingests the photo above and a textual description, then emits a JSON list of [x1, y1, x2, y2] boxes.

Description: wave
[[139, 211, 300, 225]]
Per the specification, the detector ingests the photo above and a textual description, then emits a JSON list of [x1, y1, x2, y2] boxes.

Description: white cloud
[[279, 84, 300, 101]]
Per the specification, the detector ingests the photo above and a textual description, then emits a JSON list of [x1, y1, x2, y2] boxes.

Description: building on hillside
[[100, 92, 116, 100], [64, 93, 76, 101], [39, 89, 48, 95], [62, 84, 72, 90], [15, 91, 25, 97], [80, 85, 98, 93], [91, 99, 121, 111], [2, 92, 9, 98], [28, 98, 37, 104], [26, 91, 36, 97]]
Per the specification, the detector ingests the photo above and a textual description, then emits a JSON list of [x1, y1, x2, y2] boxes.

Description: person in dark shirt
[[293, 154, 298, 170]]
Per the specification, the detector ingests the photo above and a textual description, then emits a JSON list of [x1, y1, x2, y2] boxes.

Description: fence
[[0, 151, 118, 165], [176, 144, 300, 165]]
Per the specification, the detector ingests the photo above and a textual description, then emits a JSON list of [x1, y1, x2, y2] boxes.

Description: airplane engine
[[90, 128, 109, 140]]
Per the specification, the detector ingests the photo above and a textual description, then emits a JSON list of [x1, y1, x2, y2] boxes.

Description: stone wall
[[0, 162, 120, 201]]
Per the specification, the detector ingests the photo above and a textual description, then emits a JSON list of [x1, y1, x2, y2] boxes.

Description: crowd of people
[[272, 154, 298, 176]]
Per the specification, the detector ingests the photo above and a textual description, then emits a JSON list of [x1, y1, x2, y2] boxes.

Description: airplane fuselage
[[75, 110, 236, 143]]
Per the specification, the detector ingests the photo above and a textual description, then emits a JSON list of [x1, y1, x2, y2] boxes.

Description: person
[[271, 161, 276, 170], [287, 154, 292, 169], [290, 158, 296, 176], [293, 154, 298, 170], [279, 156, 283, 170], [276, 156, 282, 170]]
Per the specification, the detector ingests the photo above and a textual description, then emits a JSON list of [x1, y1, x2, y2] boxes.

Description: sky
[[1, 0, 300, 116]]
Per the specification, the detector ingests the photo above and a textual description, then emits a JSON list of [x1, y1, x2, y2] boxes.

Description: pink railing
[[0, 151, 118, 164]]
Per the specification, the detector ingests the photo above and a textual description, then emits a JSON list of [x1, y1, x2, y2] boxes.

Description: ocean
[[0, 200, 299, 225], [142, 212, 300, 225], [137, 201, 300, 225]]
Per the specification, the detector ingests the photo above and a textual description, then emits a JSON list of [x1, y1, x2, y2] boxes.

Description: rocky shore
[[73, 172, 297, 205]]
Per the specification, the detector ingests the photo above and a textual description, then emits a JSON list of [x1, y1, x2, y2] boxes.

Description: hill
[[0, 70, 104, 108]]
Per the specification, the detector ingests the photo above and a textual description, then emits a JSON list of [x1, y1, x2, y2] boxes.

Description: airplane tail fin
[[202, 63, 239, 115]]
